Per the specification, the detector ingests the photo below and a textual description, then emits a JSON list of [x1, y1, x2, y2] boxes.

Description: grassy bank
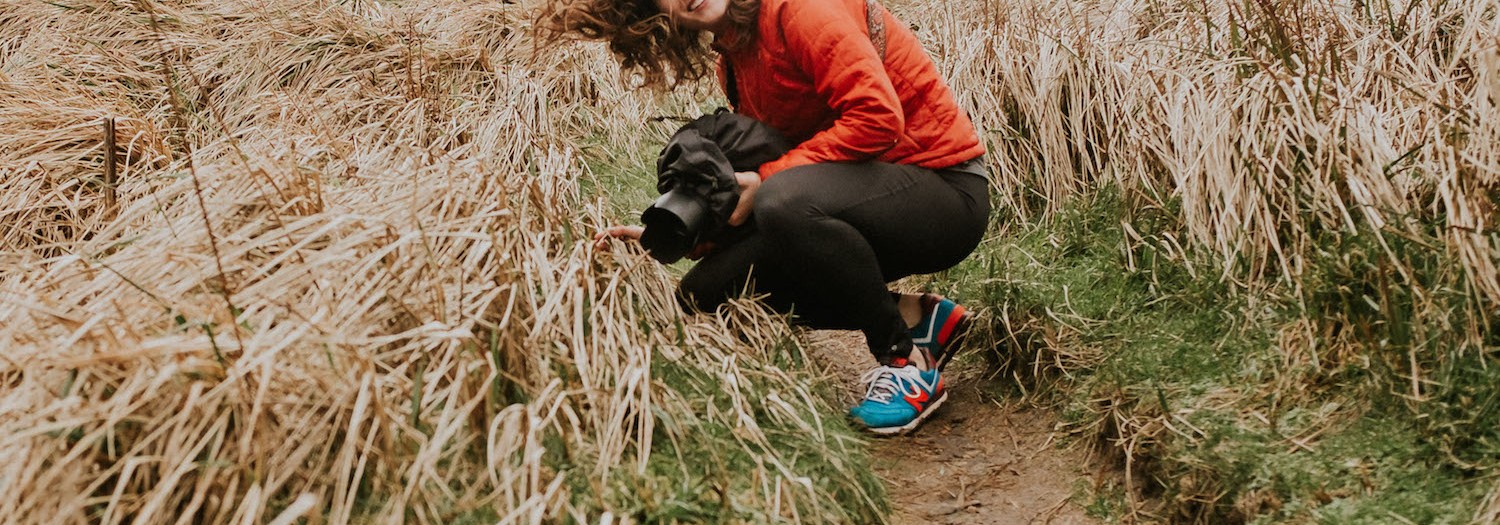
[[927, 190, 1495, 522], [0, 0, 883, 522], [5, 0, 1496, 522], [569, 0, 1500, 521], [879, 0, 1500, 520]]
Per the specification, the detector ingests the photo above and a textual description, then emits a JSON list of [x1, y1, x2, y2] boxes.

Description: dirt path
[[804, 331, 1100, 525]]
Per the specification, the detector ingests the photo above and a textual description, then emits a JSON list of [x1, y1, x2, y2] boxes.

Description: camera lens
[[640, 191, 709, 263]]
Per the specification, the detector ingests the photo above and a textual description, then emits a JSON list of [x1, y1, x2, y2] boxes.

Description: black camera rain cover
[[654, 110, 793, 231]]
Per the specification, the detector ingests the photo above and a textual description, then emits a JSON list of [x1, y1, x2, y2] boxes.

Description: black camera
[[638, 111, 790, 263], [640, 190, 713, 263]]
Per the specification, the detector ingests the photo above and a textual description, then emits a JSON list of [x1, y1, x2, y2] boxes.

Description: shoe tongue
[[888, 357, 911, 368]]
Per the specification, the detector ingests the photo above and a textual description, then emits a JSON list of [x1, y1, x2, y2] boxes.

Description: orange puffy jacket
[[716, 0, 985, 180]]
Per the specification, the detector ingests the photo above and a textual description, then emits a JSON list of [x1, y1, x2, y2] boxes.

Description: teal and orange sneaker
[[848, 358, 947, 435], [910, 294, 970, 369]]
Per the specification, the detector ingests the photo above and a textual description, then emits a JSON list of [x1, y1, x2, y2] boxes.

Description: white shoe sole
[[866, 391, 948, 436]]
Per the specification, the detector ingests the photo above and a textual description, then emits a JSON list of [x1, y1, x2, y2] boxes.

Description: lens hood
[[640, 190, 709, 263]]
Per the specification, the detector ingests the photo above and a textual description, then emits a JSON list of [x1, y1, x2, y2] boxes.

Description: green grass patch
[[577, 128, 665, 223], [932, 188, 1497, 523]]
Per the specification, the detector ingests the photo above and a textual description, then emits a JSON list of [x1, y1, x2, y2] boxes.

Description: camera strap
[[724, 0, 888, 110]]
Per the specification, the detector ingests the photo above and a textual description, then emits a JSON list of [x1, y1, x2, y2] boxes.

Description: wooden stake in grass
[[103, 117, 117, 213]]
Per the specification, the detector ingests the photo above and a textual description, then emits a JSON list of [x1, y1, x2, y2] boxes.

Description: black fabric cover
[[651, 109, 792, 242]]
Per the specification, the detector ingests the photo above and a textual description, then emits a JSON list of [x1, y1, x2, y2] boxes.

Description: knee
[[750, 173, 811, 230]]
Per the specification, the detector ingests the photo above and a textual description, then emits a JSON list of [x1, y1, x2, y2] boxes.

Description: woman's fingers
[[593, 225, 644, 250], [617, 225, 644, 239], [728, 191, 754, 226], [686, 241, 715, 260], [728, 171, 760, 227]]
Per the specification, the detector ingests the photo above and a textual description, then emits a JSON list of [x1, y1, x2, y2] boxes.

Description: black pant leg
[[748, 161, 990, 360]]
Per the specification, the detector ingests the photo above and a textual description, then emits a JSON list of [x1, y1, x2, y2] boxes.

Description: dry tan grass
[[897, 0, 1497, 517], [1478, 479, 1500, 524], [4, 0, 1497, 521], [913, 0, 1497, 366], [0, 0, 878, 523]]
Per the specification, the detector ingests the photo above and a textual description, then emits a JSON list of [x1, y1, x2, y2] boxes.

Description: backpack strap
[[725, 0, 888, 110], [725, 56, 740, 110], [866, 0, 887, 60]]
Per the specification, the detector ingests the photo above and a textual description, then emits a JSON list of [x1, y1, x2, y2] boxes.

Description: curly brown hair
[[536, 0, 760, 89]]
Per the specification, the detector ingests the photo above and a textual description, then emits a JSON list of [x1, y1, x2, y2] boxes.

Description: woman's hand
[[727, 171, 761, 226], [593, 225, 644, 250]]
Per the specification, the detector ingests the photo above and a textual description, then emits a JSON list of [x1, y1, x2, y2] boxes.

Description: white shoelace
[[859, 365, 928, 404]]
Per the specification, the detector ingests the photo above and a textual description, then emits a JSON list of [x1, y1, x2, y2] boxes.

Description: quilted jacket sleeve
[[755, 0, 903, 179]]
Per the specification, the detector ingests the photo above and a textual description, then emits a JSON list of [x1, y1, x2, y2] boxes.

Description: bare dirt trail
[[804, 331, 1101, 525]]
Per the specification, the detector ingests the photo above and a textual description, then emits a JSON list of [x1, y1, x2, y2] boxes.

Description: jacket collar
[[710, 26, 747, 54]]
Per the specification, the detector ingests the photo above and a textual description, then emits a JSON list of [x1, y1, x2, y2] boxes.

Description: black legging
[[678, 157, 991, 362]]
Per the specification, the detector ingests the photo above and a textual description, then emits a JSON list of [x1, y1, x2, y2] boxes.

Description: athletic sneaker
[[848, 359, 947, 435], [909, 294, 970, 369]]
